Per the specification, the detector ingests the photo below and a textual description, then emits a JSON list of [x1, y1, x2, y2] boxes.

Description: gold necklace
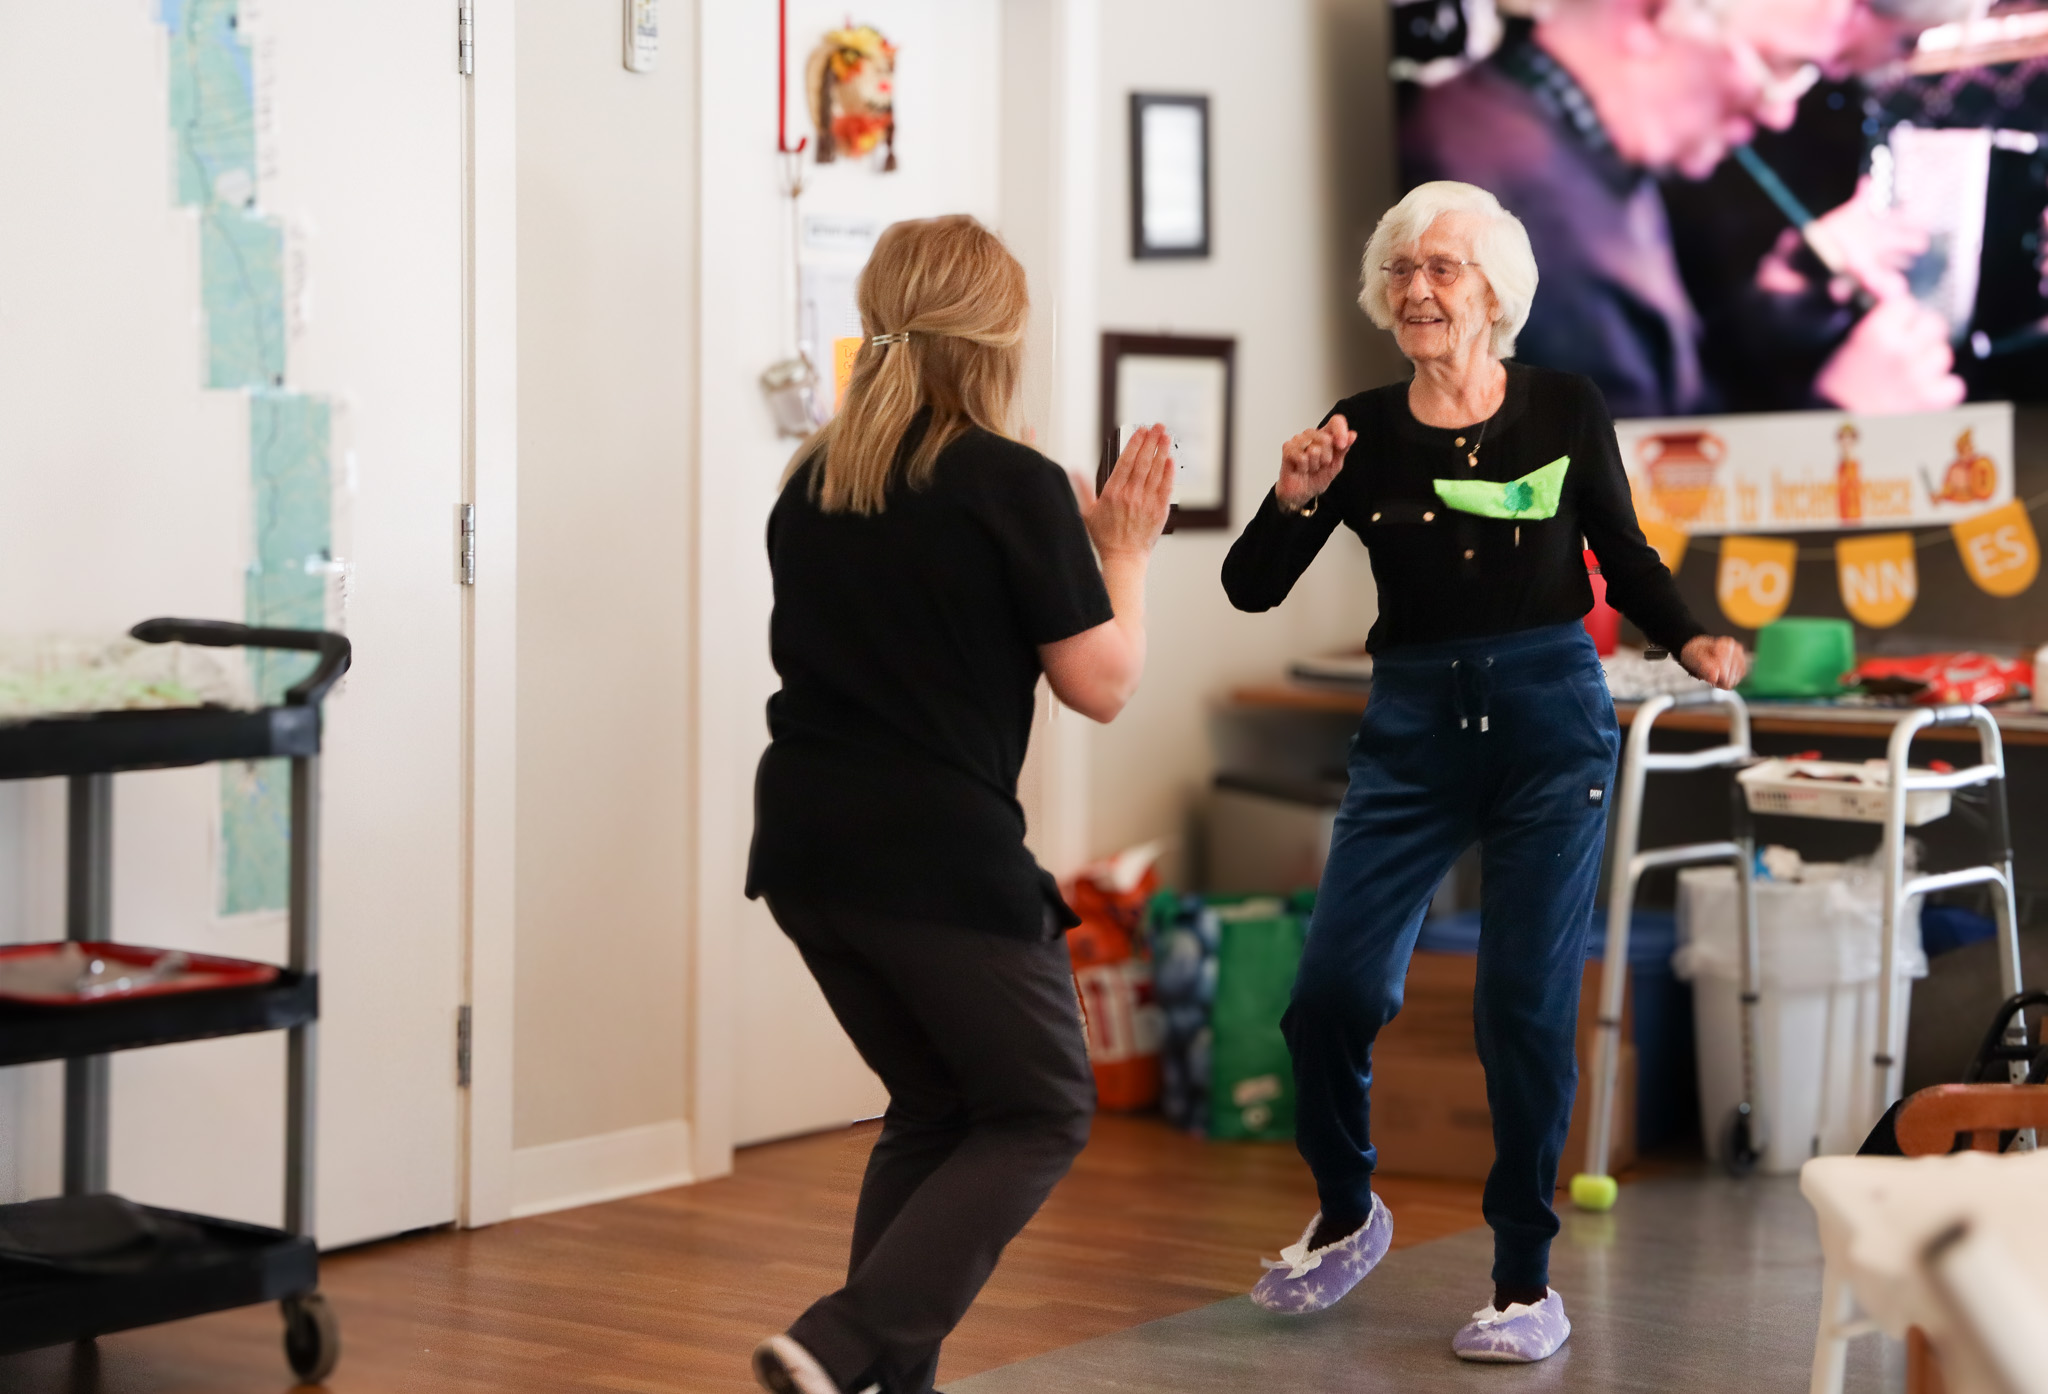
[[1454, 409, 1493, 469]]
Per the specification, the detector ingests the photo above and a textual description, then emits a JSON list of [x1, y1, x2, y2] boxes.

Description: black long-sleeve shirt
[[1222, 362, 1706, 656]]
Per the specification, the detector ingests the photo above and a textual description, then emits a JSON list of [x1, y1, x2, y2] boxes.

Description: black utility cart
[[0, 619, 348, 1383]]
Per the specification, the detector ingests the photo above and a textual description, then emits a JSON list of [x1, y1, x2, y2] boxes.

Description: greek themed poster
[[1619, 403, 2014, 536]]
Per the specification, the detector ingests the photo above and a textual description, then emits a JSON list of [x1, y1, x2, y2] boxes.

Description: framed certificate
[[1098, 332, 1236, 532], [1129, 94, 1210, 260]]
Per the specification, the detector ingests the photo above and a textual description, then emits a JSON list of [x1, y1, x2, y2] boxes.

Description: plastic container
[[1581, 549, 1619, 655], [1418, 908, 1694, 1151], [1738, 758, 1951, 826], [1677, 864, 1924, 1173]]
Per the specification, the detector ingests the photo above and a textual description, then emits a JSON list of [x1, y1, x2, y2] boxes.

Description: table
[[1801, 1150, 2048, 1394], [1230, 683, 2048, 748]]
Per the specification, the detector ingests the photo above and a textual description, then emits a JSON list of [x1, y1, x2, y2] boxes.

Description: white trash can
[[1676, 859, 1926, 1174]]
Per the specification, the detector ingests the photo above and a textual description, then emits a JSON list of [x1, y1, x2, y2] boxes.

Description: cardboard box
[[1375, 951, 1631, 1063], [1367, 951, 1638, 1183], [1371, 1044, 1637, 1183]]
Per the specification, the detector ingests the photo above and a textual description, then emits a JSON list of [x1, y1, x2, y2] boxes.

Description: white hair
[[1359, 182, 1538, 359]]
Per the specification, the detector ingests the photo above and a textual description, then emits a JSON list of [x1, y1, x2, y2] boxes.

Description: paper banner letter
[[1835, 532, 1918, 628], [832, 336, 862, 410], [1639, 515, 1689, 575], [1951, 499, 2040, 598], [1716, 536, 1796, 629]]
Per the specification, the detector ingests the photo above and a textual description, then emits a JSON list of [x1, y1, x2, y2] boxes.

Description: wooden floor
[[0, 1115, 1489, 1393]]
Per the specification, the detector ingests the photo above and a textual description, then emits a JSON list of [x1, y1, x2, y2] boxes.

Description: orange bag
[[1064, 847, 1166, 1111]]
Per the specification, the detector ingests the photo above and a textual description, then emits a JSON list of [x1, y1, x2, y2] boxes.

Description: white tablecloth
[[1801, 1150, 2048, 1341]]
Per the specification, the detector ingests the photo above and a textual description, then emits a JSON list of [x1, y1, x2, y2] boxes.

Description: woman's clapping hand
[[1073, 423, 1175, 559]]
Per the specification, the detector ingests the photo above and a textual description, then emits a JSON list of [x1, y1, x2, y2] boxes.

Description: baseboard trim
[[510, 1118, 695, 1219]]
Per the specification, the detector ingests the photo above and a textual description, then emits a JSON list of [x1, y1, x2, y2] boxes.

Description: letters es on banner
[[1951, 499, 2041, 598], [1618, 403, 2014, 537], [1717, 536, 1797, 629], [1835, 532, 1918, 628]]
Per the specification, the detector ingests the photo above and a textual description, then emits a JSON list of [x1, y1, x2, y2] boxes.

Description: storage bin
[[1738, 758, 1951, 825], [1677, 865, 1925, 1173]]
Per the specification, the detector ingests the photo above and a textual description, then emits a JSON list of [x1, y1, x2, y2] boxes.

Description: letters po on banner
[[1716, 536, 1797, 629]]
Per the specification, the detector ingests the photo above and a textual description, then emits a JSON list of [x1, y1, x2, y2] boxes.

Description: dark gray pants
[[769, 900, 1095, 1394]]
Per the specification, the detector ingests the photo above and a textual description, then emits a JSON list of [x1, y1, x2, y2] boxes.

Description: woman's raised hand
[[1278, 414, 1356, 510], [1075, 423, 1175, 559]]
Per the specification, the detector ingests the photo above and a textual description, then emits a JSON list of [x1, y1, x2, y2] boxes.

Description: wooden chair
[[1894, 1083, 2048, 1157]]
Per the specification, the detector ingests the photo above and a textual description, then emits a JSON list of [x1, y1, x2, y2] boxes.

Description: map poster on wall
[[161, 0, 335, 916], [1619, 402, 2014, 536]]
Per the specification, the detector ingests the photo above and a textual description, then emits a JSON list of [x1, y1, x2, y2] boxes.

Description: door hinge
[[459, 504, 476, 585], [458, 4, 475, 76], [456, 1004, 474, 1088]]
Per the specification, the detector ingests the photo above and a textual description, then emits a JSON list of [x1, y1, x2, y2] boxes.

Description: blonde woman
[[746, 215, 1174, 1394], [1225, 182, 1746, 1362]]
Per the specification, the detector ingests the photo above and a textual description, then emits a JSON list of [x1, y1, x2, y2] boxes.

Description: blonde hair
[[791, 215, 1028, 514], [1358, 181, 1538, 359]]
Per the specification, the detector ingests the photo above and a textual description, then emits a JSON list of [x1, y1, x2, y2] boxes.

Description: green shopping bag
[[1207, 902, 1306, 1142]]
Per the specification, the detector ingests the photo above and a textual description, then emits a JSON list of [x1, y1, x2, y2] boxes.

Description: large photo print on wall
[[1390, 0, 2048, 634], [1391, 0, 2048, 418]]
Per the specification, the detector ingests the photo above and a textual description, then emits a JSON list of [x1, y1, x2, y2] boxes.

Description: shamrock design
[[1501, 479, 1534, 514]]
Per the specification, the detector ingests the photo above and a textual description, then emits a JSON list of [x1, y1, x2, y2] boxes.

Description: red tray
[[0, 943, 278, 1006]]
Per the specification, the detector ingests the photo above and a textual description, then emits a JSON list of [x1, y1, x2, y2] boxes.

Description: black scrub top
[[747, 417, 1114, 939]]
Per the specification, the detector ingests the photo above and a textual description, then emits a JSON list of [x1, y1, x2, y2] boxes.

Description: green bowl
[[1738, 617, 1856, 700]]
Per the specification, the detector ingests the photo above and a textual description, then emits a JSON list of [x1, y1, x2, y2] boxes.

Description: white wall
[[510, 0, 698, 1190], [1087, 0, 1403, 884]]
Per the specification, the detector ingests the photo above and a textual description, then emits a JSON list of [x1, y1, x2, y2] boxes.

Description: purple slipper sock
[[1249, 1194, 1393, 1314], [1452, 1288, 1572, 1362]]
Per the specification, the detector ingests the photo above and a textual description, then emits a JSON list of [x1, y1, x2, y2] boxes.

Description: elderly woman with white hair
[[1223, 180, 1747, 1363]]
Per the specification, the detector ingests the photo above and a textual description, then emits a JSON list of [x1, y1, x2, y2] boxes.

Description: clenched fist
[[1679, 635, 1748, 690], [1278, 414, 1357, 510]]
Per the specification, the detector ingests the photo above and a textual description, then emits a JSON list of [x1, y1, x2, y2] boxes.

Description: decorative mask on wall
[[807, 25, 897, 170]]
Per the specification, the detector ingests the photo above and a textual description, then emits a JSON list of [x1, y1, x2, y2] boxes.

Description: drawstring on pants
[[1450, 657, 1496, 733]]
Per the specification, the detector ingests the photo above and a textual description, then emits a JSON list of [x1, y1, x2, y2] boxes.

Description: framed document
[[1129, 94, 1210, 260], [1099, 332, 1236, 532]]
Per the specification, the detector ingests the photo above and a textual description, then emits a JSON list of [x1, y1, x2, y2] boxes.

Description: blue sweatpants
[[1284, 622, 1619, 1290]]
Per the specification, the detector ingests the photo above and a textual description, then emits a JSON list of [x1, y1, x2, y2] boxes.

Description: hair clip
[[870, 332, 911, 346]]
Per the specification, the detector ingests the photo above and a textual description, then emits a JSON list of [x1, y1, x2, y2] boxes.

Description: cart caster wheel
[[1570, 1173, 1618, 1212], [1723, 1104, 1762, 1178], [282, 1293, 340, 1385]]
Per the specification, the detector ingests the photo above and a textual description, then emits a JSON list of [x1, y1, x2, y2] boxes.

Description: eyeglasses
[[1382, 257, 1480, 288], [1723, 32, 1819, 117]]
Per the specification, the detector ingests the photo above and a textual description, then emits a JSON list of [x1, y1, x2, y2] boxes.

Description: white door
[[722, 0, 1003, 1147], [0, 0, 466, 1247]]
